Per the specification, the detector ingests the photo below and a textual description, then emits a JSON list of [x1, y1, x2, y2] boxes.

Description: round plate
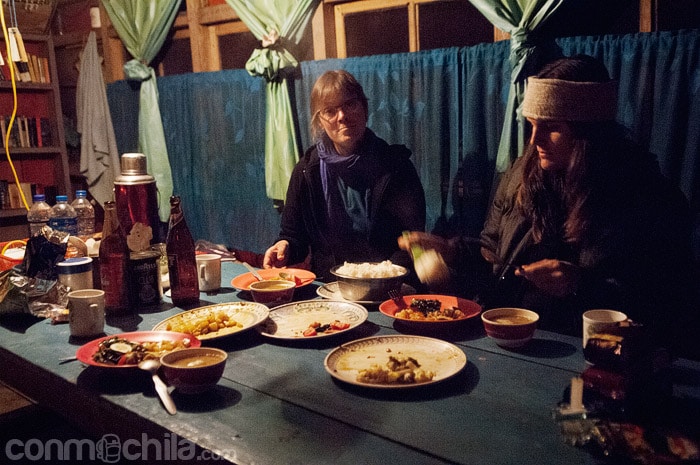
[[153, 302, 269, 340], [316, 282, 416, 304], [378, 294, 481, 324], [75, 331, 201, 368], [258, 299, 368, 339], [231, 268, 316, 291], [324, 335, 467, 388]]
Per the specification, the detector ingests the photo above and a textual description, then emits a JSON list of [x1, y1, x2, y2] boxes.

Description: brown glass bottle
[[166, 196, 199, 306], [99, 201, 130, 314]]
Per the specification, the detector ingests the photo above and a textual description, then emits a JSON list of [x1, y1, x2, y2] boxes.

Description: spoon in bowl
[[138, 359, 177, 415]]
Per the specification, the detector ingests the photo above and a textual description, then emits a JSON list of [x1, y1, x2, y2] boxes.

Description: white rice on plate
[[335, 260, 403, 278]]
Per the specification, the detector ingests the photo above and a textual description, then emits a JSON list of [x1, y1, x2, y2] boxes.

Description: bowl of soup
[[481, 308, 539, 348], [249, 279, 296, 307], [160, 347, 227, 394]]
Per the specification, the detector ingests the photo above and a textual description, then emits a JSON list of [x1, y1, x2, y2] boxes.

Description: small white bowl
[[481, 308, 539, 348]]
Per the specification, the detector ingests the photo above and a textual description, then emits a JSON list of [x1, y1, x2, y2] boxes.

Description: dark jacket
[[277, 132, 426, 281], [475, 155, 697, 354]]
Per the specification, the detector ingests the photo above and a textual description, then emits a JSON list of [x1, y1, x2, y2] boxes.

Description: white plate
[[258, 299, 368, 339], [153, 302, 269, 340], [324, 335, 467, 388], [317, 282, 416, 304]]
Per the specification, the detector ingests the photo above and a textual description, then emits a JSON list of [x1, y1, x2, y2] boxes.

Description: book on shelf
[[0, 116, 53, 148], [8, 182, 33, 209]]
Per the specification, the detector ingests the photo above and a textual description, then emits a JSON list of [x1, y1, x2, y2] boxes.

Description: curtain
[[468, 0, 566, 172], [107, 29, 700, 259], [101, 0, 181, 221], [224, 0, 320, 201]]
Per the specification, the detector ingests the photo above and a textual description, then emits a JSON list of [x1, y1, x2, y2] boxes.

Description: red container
[[114, 153, 163, 245]]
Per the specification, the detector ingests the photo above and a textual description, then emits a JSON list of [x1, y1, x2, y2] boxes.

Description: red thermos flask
[[113, 153, 164, 246]]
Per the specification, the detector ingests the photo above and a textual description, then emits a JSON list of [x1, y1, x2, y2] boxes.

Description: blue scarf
[[317, 130, 378, 237]]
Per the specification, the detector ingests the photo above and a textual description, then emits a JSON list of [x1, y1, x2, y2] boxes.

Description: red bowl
[[249, 280, 296, 307], [160, 347, 227, 394], [481, 308, 539, 348]]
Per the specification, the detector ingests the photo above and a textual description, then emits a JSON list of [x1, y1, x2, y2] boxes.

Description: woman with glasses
[[263, 70, 426, 281]]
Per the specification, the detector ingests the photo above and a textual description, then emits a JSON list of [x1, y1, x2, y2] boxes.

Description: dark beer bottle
[[99, 201, 130, 314], [166, 196, 199, 306]]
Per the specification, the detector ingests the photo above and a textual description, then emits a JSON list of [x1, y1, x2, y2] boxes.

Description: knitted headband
[[521, 77, 618, 122]]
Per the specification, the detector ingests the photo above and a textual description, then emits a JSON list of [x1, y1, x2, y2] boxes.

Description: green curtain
[[468, 0, 565, 172], [101, 0, 181, 221], [224, 0, 319, 201]]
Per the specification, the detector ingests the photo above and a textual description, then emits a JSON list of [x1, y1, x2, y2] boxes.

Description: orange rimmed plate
[[231, 267, 316, 291], [75, 331, 200, 368], [378, 294, 481, 324]]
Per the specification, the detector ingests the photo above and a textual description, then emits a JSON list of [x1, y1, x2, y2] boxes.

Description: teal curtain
[[224, 0, 320, 201], [107, 29, 700, 259], [101, 0, 181, 221], [468, 0, 566, 172]]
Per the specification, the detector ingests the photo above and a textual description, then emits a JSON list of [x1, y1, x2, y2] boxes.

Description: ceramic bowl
[[481, 308, 539, 348], [330, 263, 408, 302], [249, 279, 296, 307], [160, 347, 227, 394]]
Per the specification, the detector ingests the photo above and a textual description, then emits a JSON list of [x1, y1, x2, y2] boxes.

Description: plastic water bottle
[[27, 194, 51, 236], [49, 195, 78, 235], [71, 190, 95, 237]]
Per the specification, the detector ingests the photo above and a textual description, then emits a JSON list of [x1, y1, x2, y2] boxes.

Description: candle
[[569, 376, 584, 412]]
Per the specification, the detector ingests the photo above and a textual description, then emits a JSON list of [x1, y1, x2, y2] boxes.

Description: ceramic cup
[[582, 309, 627, 349], [68, 289, 105, 337], [196, 254, 221, 292]]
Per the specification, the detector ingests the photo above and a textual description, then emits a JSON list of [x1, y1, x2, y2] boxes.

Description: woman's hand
[[397, 231, 453, 260], [263, 240, 290, 269], [515, 259, 581, 298]]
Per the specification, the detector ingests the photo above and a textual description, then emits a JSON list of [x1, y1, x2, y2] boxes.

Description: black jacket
[[277, 133, 426, 281]]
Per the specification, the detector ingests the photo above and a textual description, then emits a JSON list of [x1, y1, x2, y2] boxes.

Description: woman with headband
[[400, 55, 696, 355]]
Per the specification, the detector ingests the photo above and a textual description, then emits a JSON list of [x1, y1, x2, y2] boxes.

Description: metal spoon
[[138, 359, 176, 415], [241, 261, 263, 281]]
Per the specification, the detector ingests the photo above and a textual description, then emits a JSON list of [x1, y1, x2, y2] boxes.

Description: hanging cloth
[[101, 0, 182, 221], [225, 0, 320, 201], [76, 31, 121, 207]]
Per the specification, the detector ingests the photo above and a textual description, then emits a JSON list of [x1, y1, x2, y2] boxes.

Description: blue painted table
[[1, 262, 698, 464]]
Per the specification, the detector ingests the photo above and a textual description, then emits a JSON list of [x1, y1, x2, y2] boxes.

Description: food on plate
[[357, 355, 435, 384], [165, 310, 243, 337], [301, 320, 350, 337], [264, 272, 302, 286], [395, 298, 467, 321], [92, 336, 192, 366], [334, 260, 404, 278]]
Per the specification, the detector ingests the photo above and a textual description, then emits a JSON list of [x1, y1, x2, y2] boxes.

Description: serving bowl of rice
[[330, 261, 408, 302]]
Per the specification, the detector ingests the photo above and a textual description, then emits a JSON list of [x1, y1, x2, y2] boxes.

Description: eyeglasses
[[317, 98, 363, 123]]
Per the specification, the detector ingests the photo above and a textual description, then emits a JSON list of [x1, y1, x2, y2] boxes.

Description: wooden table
[[1, 262, 698, 464]]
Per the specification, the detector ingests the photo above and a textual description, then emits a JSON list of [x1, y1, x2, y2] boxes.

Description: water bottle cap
[[33, 194, 45, 202], [76, 190, 87, 197], [56, 195, 68, 202]]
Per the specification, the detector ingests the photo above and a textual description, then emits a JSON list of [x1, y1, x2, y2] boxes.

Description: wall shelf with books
[[0, 33, 69, 241]]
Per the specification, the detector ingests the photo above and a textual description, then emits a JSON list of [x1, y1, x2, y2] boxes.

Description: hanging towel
[[76, 31, 121, 207]]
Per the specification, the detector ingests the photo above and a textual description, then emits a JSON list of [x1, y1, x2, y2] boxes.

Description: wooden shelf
[[0, 208, 27, 219]]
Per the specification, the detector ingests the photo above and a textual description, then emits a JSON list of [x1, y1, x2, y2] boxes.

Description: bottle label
[[49, 217, 78, 235]]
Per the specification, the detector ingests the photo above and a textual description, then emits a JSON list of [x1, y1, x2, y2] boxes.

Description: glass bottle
[[99, 201, 130, 314], [166, 196, 199, 306]]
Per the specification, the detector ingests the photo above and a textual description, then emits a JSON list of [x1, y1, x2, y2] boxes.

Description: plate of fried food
[[231, 268, 316, 291], [153, 302, 270, 340], [76, 331, 200, 368], [378, 294, 481, 324], [324, 335, 467, 388]]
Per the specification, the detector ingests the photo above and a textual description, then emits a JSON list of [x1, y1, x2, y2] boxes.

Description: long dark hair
[[517, 55, 628, 247]]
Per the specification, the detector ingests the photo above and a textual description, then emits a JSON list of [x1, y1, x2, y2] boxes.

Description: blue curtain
[[106, 29, 700, 258]]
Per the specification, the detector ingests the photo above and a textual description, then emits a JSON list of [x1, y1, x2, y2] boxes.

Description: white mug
[[582, 309, 627, 348], [68, 289, 105, 337], [196, 254, 221, 292]]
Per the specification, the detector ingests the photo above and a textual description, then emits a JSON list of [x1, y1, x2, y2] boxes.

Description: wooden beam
[[186, 0, 221, 72]]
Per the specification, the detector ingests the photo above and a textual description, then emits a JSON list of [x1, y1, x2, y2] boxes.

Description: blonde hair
[[310, 70, 368, 140]]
